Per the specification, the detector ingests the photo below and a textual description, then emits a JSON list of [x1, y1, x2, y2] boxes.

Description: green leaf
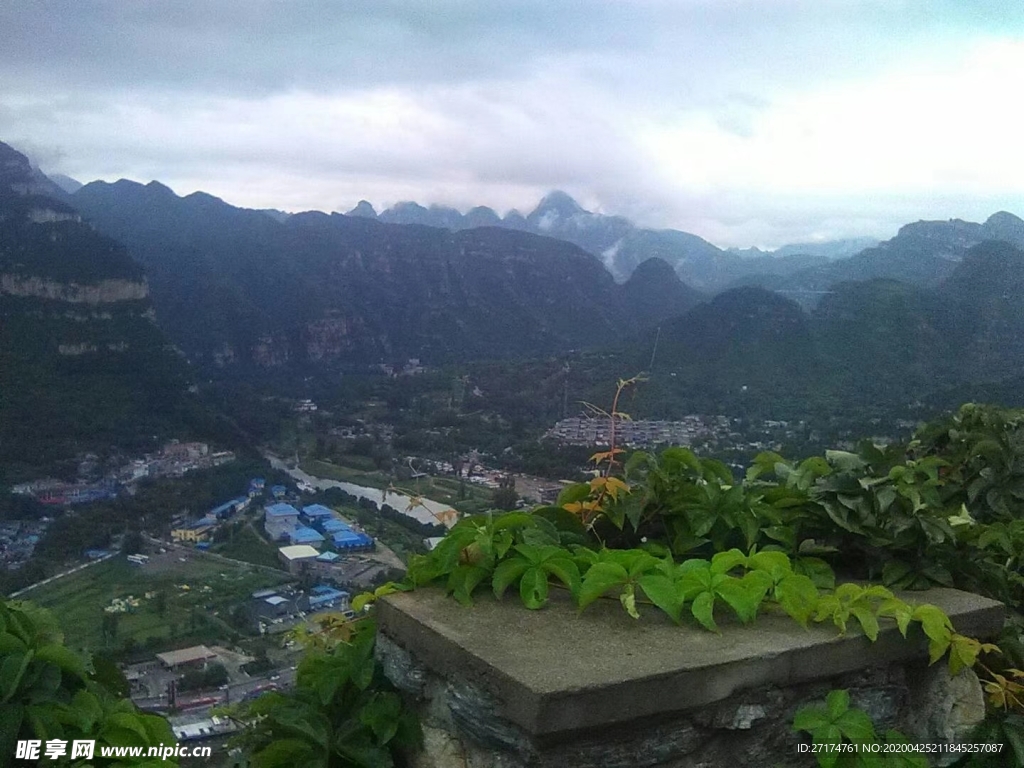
[[716, 577, 762, 624], [638, 574, 685, 624], [100, 712, 151, 747], [826, 689, 850, 720], [793, 556, 836, 590], [519, 567, 550, 609], [710, 549, 747, 574], [877, 599, 912, 638], [774, 574, 820, 628], [251, 738, 319, 767], [540, 557, 581, 595], [492, 558, 530, 599], [826, 450, 868, 472], [747, 550, 792, 580], [849, 606, 880, 642], [912, 604, 953, 664], [0, 650, 32, 702], [690, 590, 718, 633], [835, 708, 877, 744], [577, 562, 629, 610], [792, 703, 830, 733], [70, 689, 104, 730], [35, 643, 88, 679], [446, 564, 490, 606], [359, 691, 403, 744], [881, 560, 914, 589]]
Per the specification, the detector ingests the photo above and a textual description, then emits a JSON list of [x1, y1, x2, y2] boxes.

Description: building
[[171, 518, 216, 543], [331, 530, 374, 553], [264, 503, 300, 540], [270, 485, 288, 500], [308, 585, 350, 612], [288, 526, 325, 547], [320, 518, 351, 535], [301, 504, 335, 525], [278, 544, 321, 574], [248, 478, 266, 497], [156, 645, 217, 670], [210, 497, 249, 520]]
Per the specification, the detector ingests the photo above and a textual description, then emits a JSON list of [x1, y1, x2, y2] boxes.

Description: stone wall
[[375, 588, 1003, 768]]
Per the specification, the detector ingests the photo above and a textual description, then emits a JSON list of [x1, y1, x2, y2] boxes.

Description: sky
[[2, 0, 1023, 248]]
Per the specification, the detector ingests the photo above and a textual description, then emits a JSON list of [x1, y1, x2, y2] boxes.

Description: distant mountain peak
[[533, 190, 586, 219], [346, 200, 378, 219], [47, 173, 83, 194], [985, 211, 1023, 226], [0, 141, 66, 198]]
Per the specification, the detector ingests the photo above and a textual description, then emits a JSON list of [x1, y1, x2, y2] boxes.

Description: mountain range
[[0, 143, 197, 481], [338, 191, 873, 291], [70, 180, 702, 370], [8, 137, 1024, 450]]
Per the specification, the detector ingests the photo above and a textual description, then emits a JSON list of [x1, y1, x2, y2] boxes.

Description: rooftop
[[265, 502, 299, 518], [289, 526, 325, 544], [278, 544, 321, 561], [302, 504, 335, 518], [156, 645, 217, 668]]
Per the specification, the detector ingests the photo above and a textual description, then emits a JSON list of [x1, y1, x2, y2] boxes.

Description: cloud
[[1, 0, 1022, 247]]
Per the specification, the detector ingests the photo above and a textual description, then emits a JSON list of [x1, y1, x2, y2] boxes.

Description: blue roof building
[[210, 497, 248, 519], [320, 518, 351, 534], [302, 504, 335, 522], [308, 585, 349, 610], [332, 530, 374, 552], [265, 503, 299, 518], [264, 503, 301, 541], [270, 485, 288, 499], [316, 551, 340, 563], [288, 526, 325, 546]]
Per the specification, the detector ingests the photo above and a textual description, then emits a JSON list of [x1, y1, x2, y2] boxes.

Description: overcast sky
[[2, 1, 1022, 248]]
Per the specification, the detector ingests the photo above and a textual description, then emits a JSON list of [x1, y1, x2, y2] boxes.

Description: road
[[135, 667, 298, 713]]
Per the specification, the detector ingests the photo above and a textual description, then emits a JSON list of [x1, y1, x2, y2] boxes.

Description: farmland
[[20, 549, 292, 655]]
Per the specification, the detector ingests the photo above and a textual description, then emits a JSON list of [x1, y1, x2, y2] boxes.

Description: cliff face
[[0, 275, 148, 303], [0, 141, 192, 480]]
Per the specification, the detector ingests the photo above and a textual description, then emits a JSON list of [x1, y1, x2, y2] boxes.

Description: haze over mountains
[[342, 190, 878, 292], [7, 138, 1024, 452], [71, 177, 704, 370]]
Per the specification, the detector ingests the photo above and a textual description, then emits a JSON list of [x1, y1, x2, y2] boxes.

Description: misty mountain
[[353, 190, 858, 292], [619, 257, 705, 329], [72, 180, 699, 371], [738, 212, 1024, 305], [615, 238, 1024, 416], [47, 173, 84, 195], [729, 237, 879, 260]]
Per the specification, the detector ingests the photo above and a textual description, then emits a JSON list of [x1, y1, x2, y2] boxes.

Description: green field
[[213, 524, 284, 570], [21, 553, 292, 655]]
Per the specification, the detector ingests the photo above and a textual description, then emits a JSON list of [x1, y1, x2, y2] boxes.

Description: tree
[[492, 474, 519, 511], [231, 619, 420, 766], [101, 611, 120, 642], [0, 598, 178, 765], [154, 590, 168, 617]]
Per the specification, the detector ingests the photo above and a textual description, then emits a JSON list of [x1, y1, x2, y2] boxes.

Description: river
[[265, 454, 458, 529]]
